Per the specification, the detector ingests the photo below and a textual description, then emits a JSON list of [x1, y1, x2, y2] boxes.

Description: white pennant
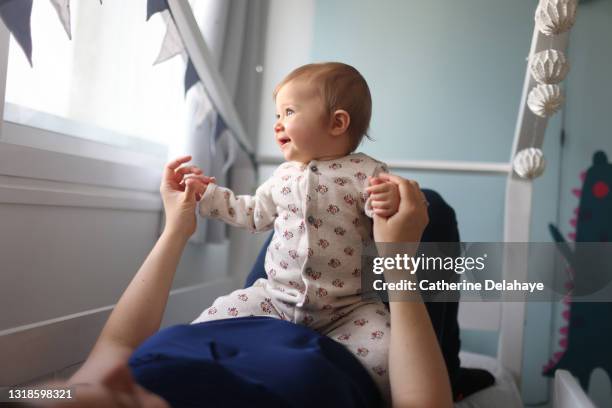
[[154, 10, 185, 65], [49, 0, 71, 40]]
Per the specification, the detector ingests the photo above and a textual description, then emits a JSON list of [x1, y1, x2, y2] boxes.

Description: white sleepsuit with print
[[192, 152, 391, 399]]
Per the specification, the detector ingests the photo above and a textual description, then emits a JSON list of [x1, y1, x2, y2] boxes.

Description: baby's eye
[[285, 108, 295, 116]]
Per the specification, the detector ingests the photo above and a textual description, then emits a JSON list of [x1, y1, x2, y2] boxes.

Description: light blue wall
[[311, 0, 562, 243], [313, 0, 530, 162], [311, 0, 610, 406]]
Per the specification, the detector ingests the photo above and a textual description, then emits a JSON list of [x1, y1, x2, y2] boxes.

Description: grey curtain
[[172, 0, 267, 244]]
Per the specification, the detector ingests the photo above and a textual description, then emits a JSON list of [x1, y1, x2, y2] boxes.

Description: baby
[[192, 62, 399, 398]]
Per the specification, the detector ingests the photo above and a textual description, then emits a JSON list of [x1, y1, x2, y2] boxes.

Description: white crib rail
[[257, 154, 512, 175], [554, 370, 596, 408], [499, 21, 570, 388]]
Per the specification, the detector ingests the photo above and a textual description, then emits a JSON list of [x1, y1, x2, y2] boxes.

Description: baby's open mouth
[[278, 136, 291, 146]]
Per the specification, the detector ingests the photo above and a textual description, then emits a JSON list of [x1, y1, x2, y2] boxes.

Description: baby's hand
[[181, 169, 215, 202], [366, 176, 400, 218], [193, 176, 215, 201]]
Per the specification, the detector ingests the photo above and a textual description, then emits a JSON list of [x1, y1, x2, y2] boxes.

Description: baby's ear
[[330, 109, 350, 136]]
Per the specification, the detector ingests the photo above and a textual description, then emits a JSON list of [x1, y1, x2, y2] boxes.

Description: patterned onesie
[[193, 152, 391, 399]]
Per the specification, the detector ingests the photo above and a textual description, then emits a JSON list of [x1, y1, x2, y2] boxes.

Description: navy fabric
[[245, 188, 464, 396], [130, 317, 381, 408]]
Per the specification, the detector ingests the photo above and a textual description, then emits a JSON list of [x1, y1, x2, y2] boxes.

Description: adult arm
[[387, 294, 452, 408], [69, 156, 209, 385], [372, 174, 453, 408]]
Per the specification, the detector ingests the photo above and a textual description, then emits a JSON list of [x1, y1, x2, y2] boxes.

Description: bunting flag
[[0, 0, 249, 171], [145, 1, 199, 95], [146, 0, 168, 21], [0, 0, 33, 66], [153, 10, 184, 65], [210, 112, 228, 156], [214, 113, 227, 143], [49, 0, 71, 40], [184, 58, 200, 96]]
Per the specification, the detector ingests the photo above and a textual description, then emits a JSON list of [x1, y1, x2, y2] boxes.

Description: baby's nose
[[274, 122, 283, 132]]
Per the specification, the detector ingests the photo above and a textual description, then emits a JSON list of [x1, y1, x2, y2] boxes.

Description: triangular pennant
[[190, 84, 213, 129], [208, 111, 226, 157], [0, 0, 33, 66], [146, 0, 168, 21], [219, 128, 238, 175], [153, 10, 184, 65], [49, 0, 71, 40], [184, 58, 200, 96], [213, 113, 227, 143], [209, 110, 218, 157]]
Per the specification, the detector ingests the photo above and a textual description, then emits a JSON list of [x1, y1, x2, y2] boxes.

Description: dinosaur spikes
[[573, 207, 579, 215], [562, 296, 571, 305], [554, 351, 564, 361], [559, 338, 568, 348], [568, 232, 576, 240], [580, 171, 586, 181], [562, 310, 571, 320], [559, 326, 569, 335], [570, 218, 577, 227], [572, 188, 582, 198]]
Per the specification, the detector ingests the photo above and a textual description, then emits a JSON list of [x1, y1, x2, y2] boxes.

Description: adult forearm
[[98, 230, 189, 349], [70, 231, 189, 385], [387, 300, 453, 408], [381, 256, 453, 408]]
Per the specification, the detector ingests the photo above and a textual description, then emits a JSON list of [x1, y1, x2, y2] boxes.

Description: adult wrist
[[161, 227, 192, 243]]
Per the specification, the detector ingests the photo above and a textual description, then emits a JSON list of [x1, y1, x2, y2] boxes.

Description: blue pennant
[[184, 58, 200, 96], [214, 113, 227, 143], [0, 0, 33, 66], [146, 0, 168, 21]]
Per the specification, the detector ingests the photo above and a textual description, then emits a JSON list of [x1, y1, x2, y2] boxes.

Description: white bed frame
[[168, 0, 571, 396], [554, 370, 596, 408]]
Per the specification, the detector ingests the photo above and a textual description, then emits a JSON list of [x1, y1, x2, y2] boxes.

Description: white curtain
[[5, 0, 187, 147], [168, 0, 266, 244]]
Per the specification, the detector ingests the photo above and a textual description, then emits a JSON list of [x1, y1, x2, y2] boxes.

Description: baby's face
[[274, 80, 331, 163]]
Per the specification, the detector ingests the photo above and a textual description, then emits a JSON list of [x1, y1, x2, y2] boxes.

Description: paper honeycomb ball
[[535, 0, 578, 36], [527, 84, 565, 118], [530, 49, 569, 84], [513, 148, 547, 179]]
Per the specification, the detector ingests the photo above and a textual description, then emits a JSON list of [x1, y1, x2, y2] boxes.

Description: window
[[4, 0, 187, 155]]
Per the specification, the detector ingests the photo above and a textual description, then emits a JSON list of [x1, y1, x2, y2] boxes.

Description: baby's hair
[[273, 62, 373, 151]]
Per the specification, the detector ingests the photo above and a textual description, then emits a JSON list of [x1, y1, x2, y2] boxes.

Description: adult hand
[[373, 174, 453, 408], [372, 173, 429, 243], [160, 155, 213, 238]]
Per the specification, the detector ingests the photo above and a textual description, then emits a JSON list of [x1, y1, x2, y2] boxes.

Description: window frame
[[0, 19, 165, 211]]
